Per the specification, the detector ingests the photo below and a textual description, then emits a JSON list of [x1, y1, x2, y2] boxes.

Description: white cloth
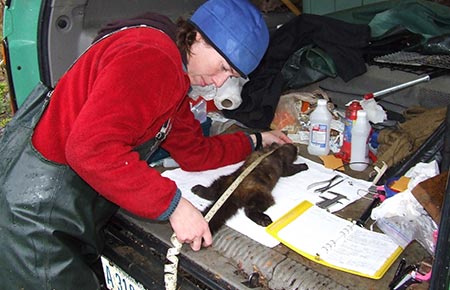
[[162, 156, 372, 247]]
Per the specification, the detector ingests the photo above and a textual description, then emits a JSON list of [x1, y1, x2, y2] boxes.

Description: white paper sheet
[[162, 156, 372, 247]]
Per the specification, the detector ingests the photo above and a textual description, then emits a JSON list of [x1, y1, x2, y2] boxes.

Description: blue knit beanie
[[190, 0, 269, 77]]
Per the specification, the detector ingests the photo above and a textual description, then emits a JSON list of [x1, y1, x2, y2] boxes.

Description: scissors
[[307, 175, 344, 193]]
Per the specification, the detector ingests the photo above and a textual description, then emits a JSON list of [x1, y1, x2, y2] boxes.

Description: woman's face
[[186, 32, 240, 88]]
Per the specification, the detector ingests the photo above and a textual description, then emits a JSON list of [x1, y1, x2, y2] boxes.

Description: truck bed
[[102, 62, 450, 289]]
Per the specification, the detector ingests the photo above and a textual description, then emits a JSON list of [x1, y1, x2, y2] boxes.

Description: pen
[[393, 273, 413, 290], [389, 264, 417, 290], [395, 258, 406, 279], [389, 258, 406, 288]]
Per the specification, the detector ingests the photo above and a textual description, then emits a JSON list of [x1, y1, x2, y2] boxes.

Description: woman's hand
[[169, 197, 212, 251], [261, 130, 292, 146], [251, 130, 292, 149]]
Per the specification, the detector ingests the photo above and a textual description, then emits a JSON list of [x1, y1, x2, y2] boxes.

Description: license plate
[[101, 256, 147, 290]]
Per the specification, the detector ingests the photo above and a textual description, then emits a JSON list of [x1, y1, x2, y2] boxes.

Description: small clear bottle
[[350, 110, 371, 171], [308, 99, 332, 156]]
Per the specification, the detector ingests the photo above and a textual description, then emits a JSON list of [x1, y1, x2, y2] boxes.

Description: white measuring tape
[[164, 148, 276, 290]]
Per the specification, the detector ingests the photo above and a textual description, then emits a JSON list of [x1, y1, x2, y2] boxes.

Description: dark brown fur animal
[[191, 143, 308, 234]]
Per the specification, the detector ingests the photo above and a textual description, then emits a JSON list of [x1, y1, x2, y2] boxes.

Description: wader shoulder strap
[[0, 87, 52, 177]]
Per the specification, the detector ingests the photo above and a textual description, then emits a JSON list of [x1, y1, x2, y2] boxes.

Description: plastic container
[[336, 101, 362, 162], [350, 110, 371, 171], [308, 99, 332, 156], [190, 98, 207, 123]]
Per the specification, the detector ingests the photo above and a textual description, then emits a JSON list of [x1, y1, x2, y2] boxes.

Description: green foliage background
[[0, 0, 12, 132]]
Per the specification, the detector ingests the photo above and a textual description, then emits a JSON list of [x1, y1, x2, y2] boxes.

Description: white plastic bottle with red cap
[[350, 110, 371, 171], [308, 99, 332, 156], [336, 101, 362, 162]]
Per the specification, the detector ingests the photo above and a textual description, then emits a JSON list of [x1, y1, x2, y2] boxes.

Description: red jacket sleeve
[[162, 97, 253, 171]]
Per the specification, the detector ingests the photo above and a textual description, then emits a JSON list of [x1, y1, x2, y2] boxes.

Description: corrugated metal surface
[[213, 227, 348, 290]]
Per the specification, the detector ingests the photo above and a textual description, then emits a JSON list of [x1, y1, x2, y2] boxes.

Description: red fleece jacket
[[32, 27, 252, 220]]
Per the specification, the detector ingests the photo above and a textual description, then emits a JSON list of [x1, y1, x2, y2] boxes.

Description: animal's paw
[[254, 213, 273, 227], [283, 162, 309, 176], [191, 185, 215, 200], [191, 184, 204, 194], [299, 163, 308, 171]]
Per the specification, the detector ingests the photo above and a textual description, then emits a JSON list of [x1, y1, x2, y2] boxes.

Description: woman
[[0, 0, 291, 289]]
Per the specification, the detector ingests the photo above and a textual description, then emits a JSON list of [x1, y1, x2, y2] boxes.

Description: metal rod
[[372, 75, 430, 98], [363, 69, 448, 101]]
